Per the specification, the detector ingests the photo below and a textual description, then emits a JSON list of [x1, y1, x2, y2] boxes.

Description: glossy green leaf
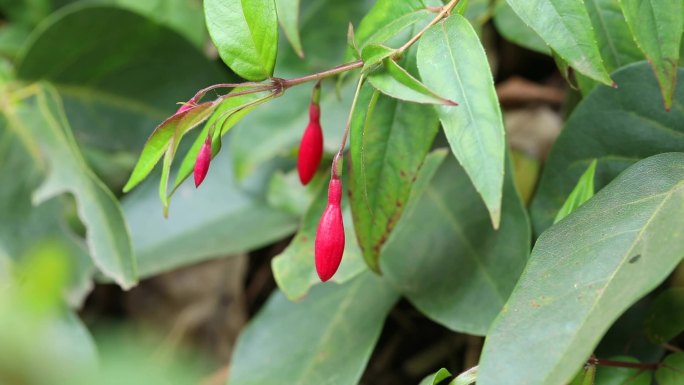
[[450, 366, 478, 385], [122, 102, 216, 193], [419, 368, 452, 385], [381, 153, 530, 334], [493, 1, 548, 54], [418, 14, 505, 228], [204, 0, 278, 81], [5, 84, 136, 289], [504, 0, 612, 84], [352, 0, 426, 55], [275, 0, 304, 58], [479, 153, 684, 385], [645, 288, 684, 344], [554, 159, 597, 224], [368, 59, 458, 105], [656, 353, 684, 385], [349, 83, 442, 272], [361, 44, 396, 73], [531, 63, 684, 235], [272, 173, 366, 300], [578, 0, 643, 94], [228, 272, 399, 385], [122, 148, 297, 278], [17, 4, 224, 154], [594, 357, 650, 385], [619, 0, 683, 109]]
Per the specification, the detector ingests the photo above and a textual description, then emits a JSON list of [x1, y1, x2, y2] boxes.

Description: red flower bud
[[297, 103, 323, 185], [315, 177, 345, 282], [194, 136, 212, 188], [176, 99, 196, 115]]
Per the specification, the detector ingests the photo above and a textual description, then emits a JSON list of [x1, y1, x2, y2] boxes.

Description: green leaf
[[368, 59, 458, 105], [493, 1, 549, 54], [531, 62, 684, 236], [204, 0, 278, 81], [227, 272, 399, 385], [419, 368, 452, 385], [577, 0, 643, 94], [619, 0, 683, 110], [553, 159, 597, 224], [450, 366, 478, 385], [417, 14, 506, 228], [656, 353, 684, 385], [361, 44, 396, 73], [352, 0, 427, 56], [381, 153, 530, 335], [275, 0, 304, 58], [4, 84, 137, 289], [594, 357, 650, 385], [17, 4, 225, 155], [478, 152, 684, 385], [122, 102, 216, 193], [349, 84, 441, 272], [504, 0, 612, 84], [272, 173, 366, 300], [645, 288, 684, 344], [122, 149, 298, 278]]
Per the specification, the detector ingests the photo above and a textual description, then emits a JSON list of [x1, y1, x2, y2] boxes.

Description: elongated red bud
[[297, 102, 323, 185], [194, 136, 212, 188], [315, 177, 345, 282]]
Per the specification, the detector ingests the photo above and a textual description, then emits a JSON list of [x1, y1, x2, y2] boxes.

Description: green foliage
[[645, 288, 684, 344], [479, 153, 684, 385], [554, 159, 597, 224], [418, 368, 452, 385]]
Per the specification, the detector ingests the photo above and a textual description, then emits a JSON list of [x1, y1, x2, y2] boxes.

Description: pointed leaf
[[479, 153, 684, 385], [645, 288, 684, 344], [656, 353, 684, 385], [361, 44, 396, 73], [275, 0, 304, 58], [531, 63, 684, 236], [349, 82, 442, 272], [619, 0, 683, 109], [381, 154, 530, 334], [493, 1, 549, 54], [228, 272, 399, 385], [504, 0, 612, 84], [419, 368, 452, 385], [554, 159, 597, 224], [417, 14, 505, 228], [7, 84, 137, 288], [204, 0, 278, 81], [368, 58, 458, 105]]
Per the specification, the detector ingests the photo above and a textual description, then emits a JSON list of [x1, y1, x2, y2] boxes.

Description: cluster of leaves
[[0, 0, 683, 384]]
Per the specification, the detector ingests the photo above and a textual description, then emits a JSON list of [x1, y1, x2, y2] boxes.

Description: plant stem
[[281, 61, 363, 88], [588, 357, 660, 370], [396, 0, 460, 54], [332, 74, 365, 179]]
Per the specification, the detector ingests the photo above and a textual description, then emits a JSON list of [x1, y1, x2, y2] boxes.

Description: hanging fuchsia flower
[[315, 177, 345, 282], [194, 136, 212, 188]]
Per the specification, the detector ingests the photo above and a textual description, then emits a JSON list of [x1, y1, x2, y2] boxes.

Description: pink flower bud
[[315, 177, 345, 282], [297, 103, 323, 185], [194, 136, 212, 188]]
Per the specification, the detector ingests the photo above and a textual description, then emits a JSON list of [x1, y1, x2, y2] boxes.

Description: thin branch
[[396, 0, 461, 54], [332, 74, 365, 179]]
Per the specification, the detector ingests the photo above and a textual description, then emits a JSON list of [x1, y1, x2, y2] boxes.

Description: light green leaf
[[493, 1, 548, 54], [594, 357, 650, 385], [417, 14, 505, 228], [272, 173, 366, 300], [122, 149, 297, 278], [17, 4, 225, 155], [531, 62, 684, 236], [479, 152, 684, 385], [368, 58, 458, 105], [122, 102, 216, 193], [349, 83, 442, 272], [204, 0, 278, 81], [450, 366, 478, 385], [381, 154, 530, 335], [619, 0, 683, 109], [352, 0, 427, 57], [228, 272, 399, 385], [419, 368, 452, 385], [645, 288, 684, 344], [275, 0, 304, 58], [504, 0, 612, 84], [656, 353, 684, 385], [5, 84, 136, 289], [361, 44, 396, 73], [554, 159, 597, 224]]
